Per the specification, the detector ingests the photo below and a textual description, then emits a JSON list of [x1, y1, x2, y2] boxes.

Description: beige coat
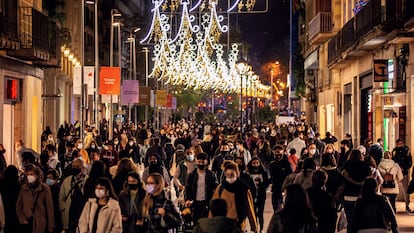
[[78, 198, 122, 233], [59, 174, 89, 229], [378, 159, 404, 194]]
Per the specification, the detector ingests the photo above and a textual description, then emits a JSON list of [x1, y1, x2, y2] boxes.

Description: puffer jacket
[[78, 198, 122, 233], [378, 159, 403, 194]]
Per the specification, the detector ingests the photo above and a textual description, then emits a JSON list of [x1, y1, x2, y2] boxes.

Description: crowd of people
[[0, 119, 412, 233]]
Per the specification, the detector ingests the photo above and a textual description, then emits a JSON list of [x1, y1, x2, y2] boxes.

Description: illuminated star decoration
[[141, 0, 270, 96]]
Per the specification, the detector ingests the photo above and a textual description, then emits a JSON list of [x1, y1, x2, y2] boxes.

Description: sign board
[[121, 80, 139, 105], [374, 59, 388, 82], [73, 66, 95, 95], [156, 90, 167, 106], [166, 94, 173, 108], [139, 86, 151, 105], [99, 67, 121, 95]]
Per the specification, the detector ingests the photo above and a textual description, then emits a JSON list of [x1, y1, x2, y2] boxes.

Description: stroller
[[176, 190, 194, 233]]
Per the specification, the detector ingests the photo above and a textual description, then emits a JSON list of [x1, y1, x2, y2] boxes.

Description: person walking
[[378, 151, 403, 212], [267, 183, 317, 233], [78, 177, 122, 233], [210, 161, 257, 232], [0, 165, 21, 233], [270, 145, 292, 211], [137, 173, 182, 233], [16, 164, 54, 233], [192, 198, 241, 233], [348, 178, 398, 233], [118, 171, 146, 233], [392, 139, 413, 213]]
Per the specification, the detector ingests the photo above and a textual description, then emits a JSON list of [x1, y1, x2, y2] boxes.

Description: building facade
[[302, 0, 414, 151]]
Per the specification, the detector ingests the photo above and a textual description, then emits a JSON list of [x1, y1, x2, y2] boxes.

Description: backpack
[[382, 168, 395, 188]]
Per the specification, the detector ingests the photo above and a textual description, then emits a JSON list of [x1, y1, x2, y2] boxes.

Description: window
[[4, 77, 21, 103]]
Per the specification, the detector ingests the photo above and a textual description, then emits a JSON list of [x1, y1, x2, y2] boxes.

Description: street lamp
[[142, 47, 150, 125], [126, 27, 140, 123], [236, 58, 251, 135], [109, 9, 122, 140], [86, 0, 99, 131]]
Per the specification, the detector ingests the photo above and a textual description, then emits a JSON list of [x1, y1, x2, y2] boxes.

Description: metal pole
[[240, 74, 243, 135], [270, 70, 273, 109], [144, 47, 149, 125], [133, 37, 137, 124], [109, 10, 114, 140], [94, 0, 99, 131], [211, 91, 214, 113], [80, 0, 85, 143], [128, 31, 133, 123], [117, 23, 122, 129]]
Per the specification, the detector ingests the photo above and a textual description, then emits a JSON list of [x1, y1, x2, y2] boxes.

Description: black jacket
[[185, 169, 218, 202], [348, 195, 398, 233], [392, 146, 412, 175], [307, 187, 337, 233], [118, 189, 146, 233], [270, 158, 292, 192]]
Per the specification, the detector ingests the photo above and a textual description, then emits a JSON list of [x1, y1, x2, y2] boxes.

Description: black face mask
[[275, 154, 283, 160], [71, 168, 81, 176], [220, 150, 229, 155], [197, 164, 206, 170], [129, 184, 138, 190]]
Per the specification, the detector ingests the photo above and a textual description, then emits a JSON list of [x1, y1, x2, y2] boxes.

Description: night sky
[[238, 0, 290, 69]]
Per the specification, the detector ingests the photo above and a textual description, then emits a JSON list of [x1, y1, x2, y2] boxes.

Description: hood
[[379, 159, 396, 170]]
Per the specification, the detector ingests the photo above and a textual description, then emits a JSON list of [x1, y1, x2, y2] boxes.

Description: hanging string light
[[141, 0, 270, 95]]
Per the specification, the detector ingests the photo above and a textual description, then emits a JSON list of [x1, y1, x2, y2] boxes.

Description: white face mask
[[114, 141, 119, 145], [226, 177, 237, 184], [129, 142, 134, 146], [77, 143, 83, 149], [95, 189, 107, 198], [91, 145, 96, 149], [309, 149, 316, 155], [146, 184, 156, 194], [27, 175, 37, 184]]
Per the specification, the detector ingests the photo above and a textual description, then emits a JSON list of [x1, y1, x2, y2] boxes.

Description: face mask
[[103, 145, 109, 150], [129, 183, 138, 190], [187, 154, 194, 161], [309, 149, 316, 155], [197, 164, 206, 170], [326, 149, 333, 154], [91, 145, 96, 149], [129, 142, 134, 146], [46, 178, 56, 186], [226, 177, 237, 184], [27, 175, 37, 184], [146, 184, 156, 194], [220, 150, 229, 155], [95, 189, 107, 198], [77, 143, 83, 149], [71, 168, 82, 176], [114, 141, 119, 145]]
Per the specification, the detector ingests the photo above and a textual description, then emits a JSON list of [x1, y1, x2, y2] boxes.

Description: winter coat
[[307, 187, 337, 233], [286, 138, 306, 159], [348, 195, 398, 233], [378, 159, 403, 194], [192, 216, 241, 233], [339, 160, 371, 201], [16, 183, 54, 233], [392, 146, 412, 175], [140, 194, 182, 233], [211, 180, 257, 232], [293, 169, 314, 190], [59, 174, 89, 229], [119, 190, 146, 233], [78, 198, 122, 233], [270, 158, 293, 193], [185, 169, 218, 202]]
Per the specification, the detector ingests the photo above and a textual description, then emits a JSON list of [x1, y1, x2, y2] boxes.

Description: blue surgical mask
[[46, 178, 56, 186], [187, 154, 194, 161]]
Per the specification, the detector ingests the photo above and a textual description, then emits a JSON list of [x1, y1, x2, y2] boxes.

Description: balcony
[[35, 20, 61, 67], [0, 15, 19, 50], [308, 12, 333, 45], [8, 7, 50, 61], [355, 0, 382, 39]]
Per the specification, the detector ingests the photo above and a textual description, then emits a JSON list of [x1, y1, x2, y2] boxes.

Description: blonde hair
[[141, 173, 165, 217]]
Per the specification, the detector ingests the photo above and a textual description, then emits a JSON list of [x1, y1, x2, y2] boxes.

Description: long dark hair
[[280, 184, 315, 230], [95, 177, 118, 200]]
